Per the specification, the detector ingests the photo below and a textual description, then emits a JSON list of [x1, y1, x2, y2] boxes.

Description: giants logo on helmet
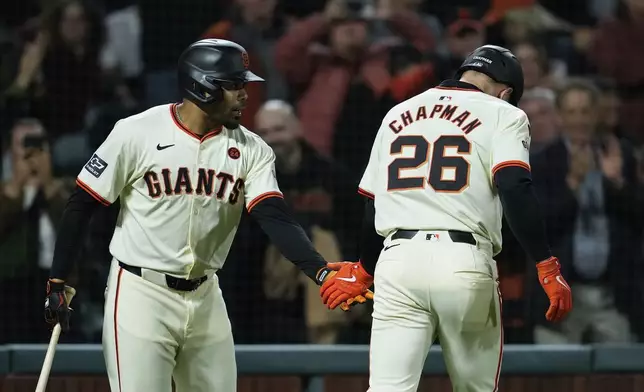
[[242, 52, 249, 69]]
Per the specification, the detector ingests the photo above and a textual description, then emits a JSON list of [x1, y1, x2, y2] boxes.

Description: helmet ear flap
[[181, 77, 223, 105], [194, 82, 223, 102]]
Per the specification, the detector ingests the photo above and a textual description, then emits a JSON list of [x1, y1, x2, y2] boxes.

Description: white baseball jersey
[[359, 82, 531, 255], [77, 103, 282, 278]]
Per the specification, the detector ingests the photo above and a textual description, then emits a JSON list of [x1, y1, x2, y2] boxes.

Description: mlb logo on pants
[[426, 234, 440, 241]]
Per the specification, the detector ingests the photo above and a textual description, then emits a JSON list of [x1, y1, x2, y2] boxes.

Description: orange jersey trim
[[491, 160, 531, 176], [358, 187, 375, 200], [247, 191, 284, 212], [170, 103, 222, 142], [76, 179, 111, 206]]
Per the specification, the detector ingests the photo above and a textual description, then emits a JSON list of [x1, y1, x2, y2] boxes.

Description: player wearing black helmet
[[43, 39, 370, 392], [176, 39, 264, 130], [321, 45, 571, 391], [455, 44, 525, 106]]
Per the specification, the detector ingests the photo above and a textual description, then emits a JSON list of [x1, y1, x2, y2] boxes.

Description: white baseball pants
[[368, 231, 503, 392], [102, 259, 236, 392]]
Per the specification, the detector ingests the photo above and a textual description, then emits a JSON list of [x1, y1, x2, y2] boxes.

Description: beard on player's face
[[203, 98, 245, 129], [216, 88, 246, 128], [220, 106, 243, 129]]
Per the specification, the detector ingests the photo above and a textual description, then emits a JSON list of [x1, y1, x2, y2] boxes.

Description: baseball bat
[[35, 286, 76, 392]]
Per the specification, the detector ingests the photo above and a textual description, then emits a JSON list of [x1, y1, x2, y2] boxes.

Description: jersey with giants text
[[77, 104, 282, 278], [359, 82, 531, 255]]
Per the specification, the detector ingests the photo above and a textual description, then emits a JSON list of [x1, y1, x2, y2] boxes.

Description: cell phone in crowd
[[23, 135, 47, 160], [23, 135, 46, 149]]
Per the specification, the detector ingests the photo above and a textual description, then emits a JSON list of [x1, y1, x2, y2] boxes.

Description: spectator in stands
[[2, 0, 108, 173], [513, 40, 553, 91], [486, 3, 549, 47], [519, 87, 560, 153], [0, 119, 75, 343], [596, 80, 624, 139], [100, 0, 143, 99], [274, 0, 434, 162], [530, 79, 643, 344], [540, 0, 602, 25], [256, 100, 362, 258], [495, 87, 562, 341], [334, 43, 436, 173], [592, 0, 644, 146], [201, 0, 290, 129], [536, 0, 598, 75], [438, 17, 486, 79], [371, 0, 444, 46], [139, 0, 230, 107], [228, 100, 363, 344]]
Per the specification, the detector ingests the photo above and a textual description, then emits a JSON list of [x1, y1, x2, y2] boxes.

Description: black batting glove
[[44, 280, 71, 332]]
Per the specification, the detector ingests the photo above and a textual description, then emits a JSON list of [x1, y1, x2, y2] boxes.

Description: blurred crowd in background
[[0, 0, 643, 347]]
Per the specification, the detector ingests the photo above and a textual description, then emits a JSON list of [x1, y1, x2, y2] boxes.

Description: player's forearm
[[49, 186, 102, 280], [250, 197, 327, 283], [495, 166, 551, 262], [359, 198, 383, 276]]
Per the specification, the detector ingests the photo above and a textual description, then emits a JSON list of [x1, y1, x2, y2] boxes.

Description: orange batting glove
[[317, 266, 363, 311], [536, 256, 572, 322], [320, 261, 374, 310], [317, 265, 369, 311]]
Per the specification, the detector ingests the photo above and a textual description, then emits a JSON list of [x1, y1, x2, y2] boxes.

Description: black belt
[[391, 230, 476, 246], [118, 261, 208, 292]]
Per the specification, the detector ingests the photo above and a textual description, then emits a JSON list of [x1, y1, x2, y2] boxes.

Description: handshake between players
[[319, 257, 571, 324]]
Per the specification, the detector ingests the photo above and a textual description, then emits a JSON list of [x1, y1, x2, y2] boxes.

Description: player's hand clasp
[[319, 262, 374, 311]]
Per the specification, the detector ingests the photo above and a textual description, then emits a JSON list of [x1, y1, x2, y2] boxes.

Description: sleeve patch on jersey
[[84, 154, 109, 178]]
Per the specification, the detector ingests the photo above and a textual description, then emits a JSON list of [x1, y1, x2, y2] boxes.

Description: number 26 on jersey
[[388, 135, 471, 193]]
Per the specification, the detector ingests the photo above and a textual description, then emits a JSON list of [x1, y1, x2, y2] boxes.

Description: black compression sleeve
[[359, 198, 383, 276], [249, 197, 327, 282], [49, 185, 103, 279], [494, 166, 552, 262]]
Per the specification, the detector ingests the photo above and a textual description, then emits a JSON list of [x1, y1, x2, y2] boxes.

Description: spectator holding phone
[[0, 118, 74, 343], [2, 0, 114, 172]]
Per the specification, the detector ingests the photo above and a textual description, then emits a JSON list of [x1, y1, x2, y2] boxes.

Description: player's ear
[[498, 87, 513, 103]]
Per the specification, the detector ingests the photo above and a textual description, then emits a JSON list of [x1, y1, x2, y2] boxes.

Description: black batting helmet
[[454, 45, 524, 106], [177, 39, 264, 106]]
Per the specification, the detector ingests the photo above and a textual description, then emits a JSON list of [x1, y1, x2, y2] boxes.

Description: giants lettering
[[144, 167, 244, 204]]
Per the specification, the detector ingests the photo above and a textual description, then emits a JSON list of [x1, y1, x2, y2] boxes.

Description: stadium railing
[[2, 344, 644, 391]]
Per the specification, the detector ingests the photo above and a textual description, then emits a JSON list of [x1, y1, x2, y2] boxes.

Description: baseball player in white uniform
[[320, 45, 573, 391], [43, 39, 367, 392]]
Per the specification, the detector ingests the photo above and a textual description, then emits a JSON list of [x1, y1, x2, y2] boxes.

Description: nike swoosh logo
[[384, 244, 400, 251], [337, 275, 357, 283], [556, 275, 571, 291], [156, 143, 175, 151]]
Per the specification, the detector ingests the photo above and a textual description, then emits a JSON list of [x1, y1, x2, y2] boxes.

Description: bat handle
[[35, 323, 62, 392]]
